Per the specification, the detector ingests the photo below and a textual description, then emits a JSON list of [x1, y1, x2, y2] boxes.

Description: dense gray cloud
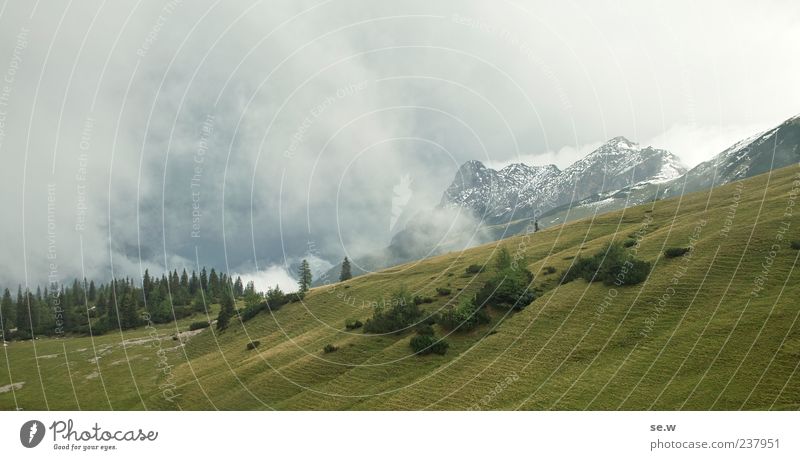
[[1, 0, 798, 289]]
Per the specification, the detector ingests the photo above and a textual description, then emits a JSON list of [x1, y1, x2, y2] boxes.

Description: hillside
[[2, 164, 799, 410]]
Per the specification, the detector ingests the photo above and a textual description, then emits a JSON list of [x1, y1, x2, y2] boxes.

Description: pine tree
[[170, 269, 180, 291], [339, 257, 352, 282], [234, 276, 244, 297], [200, 267, 208, 291], [298, 260, 312, 293], [1, 288, 14, 335], [23, 290, 40, 335], [208, 269, 220, 302], [189, 270, 199, 295], [143, 269, 153, 295], [216, 292, 235, 330], [16, 286, 31, 336], [96, 291, 107, 317], [534, 220, 540, 232], [180, 269, 189, 290], [120, 291, 140, 330], [88, 280, 97, 302]]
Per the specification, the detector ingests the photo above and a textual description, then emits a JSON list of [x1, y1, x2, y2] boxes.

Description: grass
[[2, 164, 799, 410]]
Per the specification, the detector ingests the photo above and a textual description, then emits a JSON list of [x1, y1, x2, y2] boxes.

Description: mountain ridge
[[440, 136, 687, 225], [316, 116, 799, 287]]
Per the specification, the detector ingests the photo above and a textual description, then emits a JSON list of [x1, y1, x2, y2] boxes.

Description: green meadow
[[2, 164, 799, 410]]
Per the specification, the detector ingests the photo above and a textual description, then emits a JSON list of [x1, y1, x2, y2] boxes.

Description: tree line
[[0, 267, 258, 340], [0, 256, 355, 340]]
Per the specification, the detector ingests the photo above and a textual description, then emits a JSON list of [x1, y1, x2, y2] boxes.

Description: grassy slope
[[2, 164, 799, 410]]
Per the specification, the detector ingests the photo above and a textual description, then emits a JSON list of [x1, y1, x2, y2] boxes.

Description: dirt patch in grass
[[0, 381, 24, 393]]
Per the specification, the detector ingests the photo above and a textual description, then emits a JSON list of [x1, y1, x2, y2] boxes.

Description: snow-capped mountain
[[439, 161, 562, 223], [316, 117, 798, 287], [665, 115, 800, 196], [440, 137, 687, 225]]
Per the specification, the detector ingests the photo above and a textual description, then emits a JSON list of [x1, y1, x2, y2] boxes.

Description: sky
[[0, 0, 798, 290]]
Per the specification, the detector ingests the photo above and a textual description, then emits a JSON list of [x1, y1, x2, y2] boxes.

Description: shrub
[[601, 258, 651, 286], [246, 341, 260, 350], [415, 323, 435, 336], [623, 239, 637, 248], [239, 291, 291, 322], [664, 247, 691, 258], [188, 321, 209, 331], [465, 264, 485, 274], [191, 294, 207, 312], [542, 266, 557, 275], [410, 334, 448, 355], [494, 247, 513, 270], [323, 344, 338, 353], [173, 305, 194, 320], [791, 240, 800, 250], [561, 244, 650, 287], [87, 320, 109, 336], [345, 319, 363, 330], [363, 286, 423, 334], [436, 287, 452, 296], [475, 265, 535, 311], [239, 301, 269, 322], [413, 295, 434, 305], [438, 297, 490, 332]]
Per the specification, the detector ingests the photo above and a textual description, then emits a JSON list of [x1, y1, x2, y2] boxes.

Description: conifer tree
[[180, 269, 189, 290], [339, 257, 352, 282], [189, 270, 199, 295], [200, 267, 208, 291], [1, 288, 14, 334], [208, 269, 220, 302], [16, 286, 30, 336], [217, 292, 235, 330], [120, 291, 140, 330], [234, 276, 244, 297], [88, 280, 97, 302], [298, 260, 312, 293]]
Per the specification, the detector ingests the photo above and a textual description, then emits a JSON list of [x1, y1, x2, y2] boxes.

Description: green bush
[[246, 341, 260, 350], [87, 320, 109, 336], [465, 264, 485, 274], [345, 319, 363, 329], [436, 287, 452, 296], [438, 297, 490, 332], [239, 301, 270, 322], [542, 266, 557, 275], [363, 287, 423, 334], [664, 247, 691, 258], [623, 239, 637, 248], [790, 240, 800, 250], [415, 323, 435, 336], [191, 294, 207, 313], [412, 295, 434, 305], [602, 258, 651, 286], [475, 266, 535, 311], [323, 344, 338, 353], [188, 321, 209, 331], [561, 244, 650, 287], [410, 334, 448, 355]]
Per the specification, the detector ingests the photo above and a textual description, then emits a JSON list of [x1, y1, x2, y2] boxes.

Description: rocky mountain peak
[[440, 136, 687, 225]]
